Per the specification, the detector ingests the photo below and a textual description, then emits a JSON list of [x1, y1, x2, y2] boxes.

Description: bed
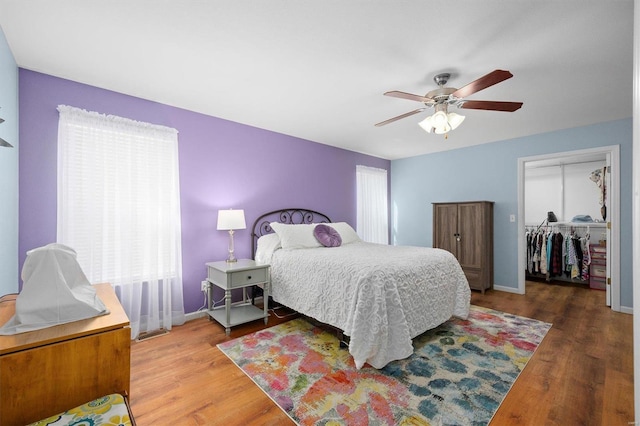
[[251, 208, 471, 369]]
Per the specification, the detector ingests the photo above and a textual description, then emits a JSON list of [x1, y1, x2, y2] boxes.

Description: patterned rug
[[217, 305, 551, 425]]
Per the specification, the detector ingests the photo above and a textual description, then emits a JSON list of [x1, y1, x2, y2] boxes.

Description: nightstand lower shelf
[[207, 303, 268, 334]]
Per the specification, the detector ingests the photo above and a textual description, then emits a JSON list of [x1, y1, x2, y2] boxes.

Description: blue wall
[[0, 26, 18, 296], [391, 118, 633, 309]]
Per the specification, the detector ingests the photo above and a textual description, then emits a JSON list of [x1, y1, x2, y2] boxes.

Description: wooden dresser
[[0, 283, 131, 425], [433, 201, 494, 293]]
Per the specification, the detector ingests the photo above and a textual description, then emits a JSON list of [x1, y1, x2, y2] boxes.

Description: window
[[57, 105, 184, 339], [356, 165, 389, 244]]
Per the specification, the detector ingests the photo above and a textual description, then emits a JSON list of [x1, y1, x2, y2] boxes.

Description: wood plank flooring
[[129, 281, 634, 425]]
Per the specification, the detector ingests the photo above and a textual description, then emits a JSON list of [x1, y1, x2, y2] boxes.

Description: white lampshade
[[419, 111, 465, 135], [217, 209, 246, 231], [447, 112, 466, 130], [431, 111, 448, 128], [419, 114, 449, 134], [418, 115, 434, 133]]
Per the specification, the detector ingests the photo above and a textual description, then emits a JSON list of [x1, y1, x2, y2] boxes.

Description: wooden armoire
[[433, 201, 494, 293]]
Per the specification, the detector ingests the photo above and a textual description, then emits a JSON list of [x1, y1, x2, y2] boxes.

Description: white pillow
[[269, 222, 322, 250], [255, 233, 282, 264], [328, 222, 361, 244]]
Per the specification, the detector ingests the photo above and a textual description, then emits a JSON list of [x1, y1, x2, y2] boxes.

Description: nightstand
[[206, 259, 270, 335]]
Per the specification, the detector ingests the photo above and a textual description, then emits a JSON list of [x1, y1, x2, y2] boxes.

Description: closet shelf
[[526, 221, 606, 228], [554, 221, 606, 226]]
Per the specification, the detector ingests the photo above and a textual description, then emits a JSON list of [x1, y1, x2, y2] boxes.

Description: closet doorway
[[517, 145, 620, 312]]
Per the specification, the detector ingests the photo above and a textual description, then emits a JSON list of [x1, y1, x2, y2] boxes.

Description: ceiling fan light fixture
[[434, 122, 452, 135], [418, 115, 436, 133], [432, 110, 448, 127], [447, 112, 465, 130], [418, 111, 465, 135]]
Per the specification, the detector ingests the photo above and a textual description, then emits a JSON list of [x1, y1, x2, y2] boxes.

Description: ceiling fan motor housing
[[426, 73, 457, 106], [425, 87, 457, 106], [433, 73, 451, 87]]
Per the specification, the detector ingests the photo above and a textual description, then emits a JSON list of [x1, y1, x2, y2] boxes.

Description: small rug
[[217, 305, 551, 425]]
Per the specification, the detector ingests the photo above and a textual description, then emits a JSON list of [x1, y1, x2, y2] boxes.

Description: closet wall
[[525, 160, 606, 226]]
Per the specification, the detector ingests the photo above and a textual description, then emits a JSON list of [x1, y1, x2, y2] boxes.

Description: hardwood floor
[[473, 281, 633, 425], [129, 281, 634, 425]]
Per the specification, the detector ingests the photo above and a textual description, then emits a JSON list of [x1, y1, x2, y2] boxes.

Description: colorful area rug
[[217, 305, 551, 425]]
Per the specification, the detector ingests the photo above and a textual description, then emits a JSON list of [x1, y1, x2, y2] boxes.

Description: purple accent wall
[[18, 69, 389, 313]]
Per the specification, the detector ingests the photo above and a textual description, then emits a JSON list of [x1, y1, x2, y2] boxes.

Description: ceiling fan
[[375, 69, 523, 135]]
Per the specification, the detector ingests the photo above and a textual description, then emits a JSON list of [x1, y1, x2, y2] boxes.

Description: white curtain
[[356, 165, 389, 244], [57, 105, 185, 339]]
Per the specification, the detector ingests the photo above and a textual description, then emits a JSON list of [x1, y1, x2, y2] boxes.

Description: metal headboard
[[251, 208, 331, 259]]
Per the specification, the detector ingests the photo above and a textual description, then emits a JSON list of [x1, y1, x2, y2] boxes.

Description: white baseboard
[[492, 284, 525, 295], [184, 310, 208, 322], [620, 305, 633, 315]]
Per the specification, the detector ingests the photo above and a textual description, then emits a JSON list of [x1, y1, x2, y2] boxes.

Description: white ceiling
[[0, 1, 633, 160]]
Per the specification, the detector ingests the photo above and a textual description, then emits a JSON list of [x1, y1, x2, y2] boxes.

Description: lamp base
[[226, 230, 237, 263]]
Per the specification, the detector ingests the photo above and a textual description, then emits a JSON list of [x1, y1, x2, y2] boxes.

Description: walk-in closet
[[524, 151, 611, 303]]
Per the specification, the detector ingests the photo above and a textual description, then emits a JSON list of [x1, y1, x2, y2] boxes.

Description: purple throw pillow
[[313, 224, 342, 247]]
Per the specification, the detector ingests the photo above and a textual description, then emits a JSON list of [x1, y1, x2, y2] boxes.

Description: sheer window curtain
[[57, 105, 185, 339], [356, 165, 389, 244]]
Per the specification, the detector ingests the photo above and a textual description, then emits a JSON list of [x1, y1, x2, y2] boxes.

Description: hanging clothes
[[540, 232, 548, 275], [525, 225, 591, 283], [571, 236, 583, 279], [581, 234, 591, 281], [550, 232, 564, 276], [590, 166, 607, 221]]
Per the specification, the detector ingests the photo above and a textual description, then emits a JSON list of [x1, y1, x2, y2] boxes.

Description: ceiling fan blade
[[0, 137, 14, 148], [452, 70, 514, 99], [384, 91, 432, 103], [460, 100, 523, 112], [375, 108, 426, 127]]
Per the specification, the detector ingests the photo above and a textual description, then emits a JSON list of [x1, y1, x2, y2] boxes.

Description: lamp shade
[[217, 209, 246, 230], [447, 112, 465, 130], [418, 114, 437, 133], [431, 111, 448, 128], [419, 110, 465, 135]]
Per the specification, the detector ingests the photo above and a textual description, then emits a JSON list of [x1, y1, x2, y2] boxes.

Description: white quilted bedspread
[[267, 242, 471, 369]]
